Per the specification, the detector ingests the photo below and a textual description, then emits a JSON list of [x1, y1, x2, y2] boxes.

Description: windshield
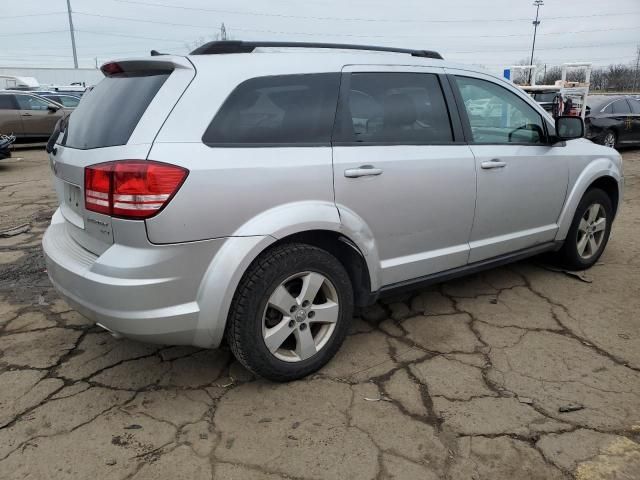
[[61, 71, 169, 150]]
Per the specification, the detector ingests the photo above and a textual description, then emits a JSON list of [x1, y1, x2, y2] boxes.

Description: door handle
[[344, 165, 383, 178], [21, 113, 33, 117], [480, 159, 507, 169]]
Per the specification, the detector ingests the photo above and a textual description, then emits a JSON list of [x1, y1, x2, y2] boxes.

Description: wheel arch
[[589, 176, 620, 218], [266, 230, 375, 308], [556, 160, 622, 241], [197, 203, 381, 348]]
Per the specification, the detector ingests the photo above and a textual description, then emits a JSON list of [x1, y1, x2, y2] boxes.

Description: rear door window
[[334, 72, 453, 144], [0, 95, 17, 109], [202, 73, 340, 146], [628, 99, 640, 114], [611, 100, 631, 115], [62, 71, 170, 150]]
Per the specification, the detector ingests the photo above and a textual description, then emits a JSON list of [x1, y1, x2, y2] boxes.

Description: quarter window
[[203, 73, 340, 146], [334, 72, 453, 144], [455, 76, 545, 144]]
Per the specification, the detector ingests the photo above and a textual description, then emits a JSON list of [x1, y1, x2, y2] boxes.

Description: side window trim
[[448, 73, 550, 146], [331, 71, 461, 146]]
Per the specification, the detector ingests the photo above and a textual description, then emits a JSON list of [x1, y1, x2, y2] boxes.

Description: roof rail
[[189, 40, 443, 60]]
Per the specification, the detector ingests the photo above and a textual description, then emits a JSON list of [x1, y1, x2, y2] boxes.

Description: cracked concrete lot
[[1, 148, 639, 480]]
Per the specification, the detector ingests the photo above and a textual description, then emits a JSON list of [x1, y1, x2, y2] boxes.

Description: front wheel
[[226, 243, 353, 382], [602, 130, 617, 149], [554, 188, 613, 270]]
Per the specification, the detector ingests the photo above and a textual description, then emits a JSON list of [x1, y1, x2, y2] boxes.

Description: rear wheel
[[555, 188, 613, 270], [226, 243, 353, 382]]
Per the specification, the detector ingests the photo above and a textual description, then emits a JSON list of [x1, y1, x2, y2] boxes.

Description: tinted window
[[15, 95, 52, 111], [63, 71, 170, 150], [0, 95, 17, 110], [602, 103, 613, 114], [628, 99, 640, 114], [612, 100, 631, 114], [456, 76, 545, 144], [203, 73, 340, 146], [335, 73, 453, 144]]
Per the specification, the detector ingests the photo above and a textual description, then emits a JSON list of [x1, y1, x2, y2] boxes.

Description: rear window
[[62, 71, 170, 150], [533, 92, 557, 103], [202, 73, 340, 146]]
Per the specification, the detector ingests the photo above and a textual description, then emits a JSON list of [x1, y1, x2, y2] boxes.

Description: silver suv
[[43, 41, 623, 381]]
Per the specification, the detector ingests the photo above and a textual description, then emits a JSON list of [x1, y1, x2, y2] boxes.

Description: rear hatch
[[49, 56, 195, 254]]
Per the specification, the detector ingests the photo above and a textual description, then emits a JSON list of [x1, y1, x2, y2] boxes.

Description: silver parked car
[[43, 41, 623, 381]]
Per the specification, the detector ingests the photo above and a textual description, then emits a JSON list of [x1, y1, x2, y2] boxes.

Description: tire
[[554, 188, 613, 270], [601, 130, 617, 149], [226, 243, 353, 382]]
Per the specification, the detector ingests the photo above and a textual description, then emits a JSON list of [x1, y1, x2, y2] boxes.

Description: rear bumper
[[42, 209, 227, 347]]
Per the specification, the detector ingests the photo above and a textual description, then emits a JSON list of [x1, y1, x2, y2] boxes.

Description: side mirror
[[555, 115, 584, 141], [47, 105, 60, 113]]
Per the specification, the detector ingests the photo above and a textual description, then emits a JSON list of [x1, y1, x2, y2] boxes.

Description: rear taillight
[[85, 160, 188, 219]]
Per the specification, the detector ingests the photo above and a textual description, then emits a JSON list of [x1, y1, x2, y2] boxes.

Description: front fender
[[196, 201, 382, 347], [556, 158, 623, 241]]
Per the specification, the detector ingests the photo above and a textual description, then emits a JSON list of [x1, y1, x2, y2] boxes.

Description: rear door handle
[[344, 165, 383, 178], [480, 159, 507, 169], [21, 113, 32, 117]]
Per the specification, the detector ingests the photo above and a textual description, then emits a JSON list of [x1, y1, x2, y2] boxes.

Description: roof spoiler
[[189, 40, 443, 60]]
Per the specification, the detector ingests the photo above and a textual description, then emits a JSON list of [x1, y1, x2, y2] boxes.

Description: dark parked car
[[585, 95, 640, 148], [0, 92, 71, 142]]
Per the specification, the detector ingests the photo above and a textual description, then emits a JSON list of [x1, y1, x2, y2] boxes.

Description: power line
[[75, 29, 188, 43], [113, 0, 640, 24], [71, 12, 640, 40], [0, 12, 67, 20], [0, 30, 67, 37], [450, 41, 638, 54]]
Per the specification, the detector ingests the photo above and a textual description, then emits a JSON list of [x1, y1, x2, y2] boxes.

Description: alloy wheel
[[577, 203, 607, 260], [262, 271, 339, 362], [603, 132, 616, 148]]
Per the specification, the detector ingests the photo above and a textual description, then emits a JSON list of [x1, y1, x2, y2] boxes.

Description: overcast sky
[[2, 0, 639, 73]]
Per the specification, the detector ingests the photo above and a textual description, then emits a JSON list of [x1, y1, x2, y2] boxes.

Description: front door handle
[[21, 112, 33, 117], [480, 159, 507, 169], [344, 165, 383, 178]]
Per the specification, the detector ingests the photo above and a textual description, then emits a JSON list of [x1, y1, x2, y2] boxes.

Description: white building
[[0, 67, 102, 88]]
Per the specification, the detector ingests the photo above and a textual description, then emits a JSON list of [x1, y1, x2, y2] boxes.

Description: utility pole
[[633, 45, 640, 93], [529, 0, 543, 84], [66, 0, 79, 68]]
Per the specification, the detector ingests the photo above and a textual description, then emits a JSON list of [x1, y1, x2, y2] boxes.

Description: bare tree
[[510, 57, 544, 84]]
